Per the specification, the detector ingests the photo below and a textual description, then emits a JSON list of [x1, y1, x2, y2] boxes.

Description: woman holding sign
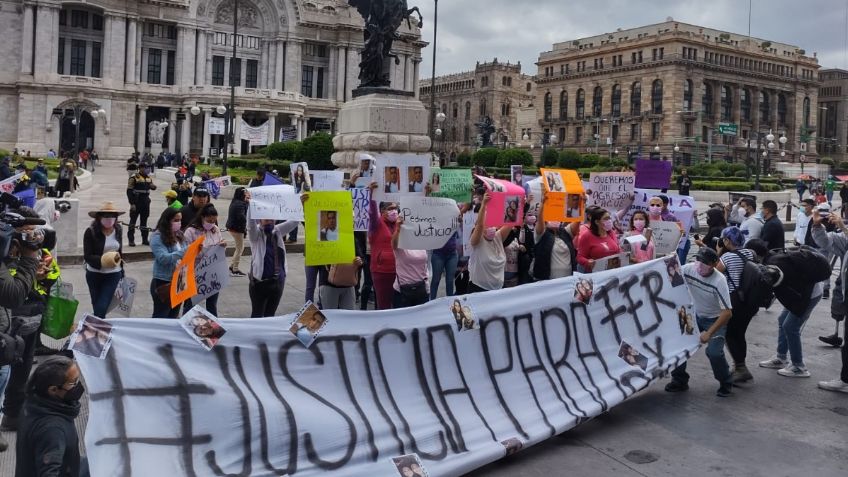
[[391, 217, 430, 307], [625, 211, 656, 263], [183, 204, 227, 316], [468, 193, 512, 292], [577, 207, 622, 272], [150, 208, 187, 318], [533, 193, 579, 280], [246, 207, 300, 318], [367, 183, 399, 309]]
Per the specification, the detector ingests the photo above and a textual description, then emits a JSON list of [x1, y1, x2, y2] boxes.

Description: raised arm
[[469, 192, 490, 247]]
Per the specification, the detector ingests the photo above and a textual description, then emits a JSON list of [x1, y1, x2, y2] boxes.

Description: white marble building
[[0, 0, 424, 158]]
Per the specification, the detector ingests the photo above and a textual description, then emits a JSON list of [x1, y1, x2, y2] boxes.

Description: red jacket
[[369, 200, 397, 274]]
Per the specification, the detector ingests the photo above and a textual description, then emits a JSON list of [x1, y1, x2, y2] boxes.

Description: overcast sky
[[417, 0, 848, 78]]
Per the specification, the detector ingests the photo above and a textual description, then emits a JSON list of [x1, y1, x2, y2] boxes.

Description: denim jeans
[[827, 191, 834, 204], [776, 295, 821, 366], [85, 270, 123, 318], [150, 278, 180, 318], [304, 266, 320, 306], [677, 238, 691, 265], [430, 252, 458, 299], [0, 365, 10, 404], [671, 316, 732, 386]]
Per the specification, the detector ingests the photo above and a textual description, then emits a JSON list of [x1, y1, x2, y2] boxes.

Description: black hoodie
[[15, 394, 81, 477]]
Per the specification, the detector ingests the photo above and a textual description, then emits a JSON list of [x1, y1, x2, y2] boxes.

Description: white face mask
[[738, 207, 748, 218]]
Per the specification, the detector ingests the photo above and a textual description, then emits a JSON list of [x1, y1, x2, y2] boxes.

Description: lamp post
[[220, 0, 239, 176], [753, 129, 776, 191], [673, 143, 680, 165], [434, 111, 446, 163], [428, 0, 440, 151], [594, 117, 607, 154]]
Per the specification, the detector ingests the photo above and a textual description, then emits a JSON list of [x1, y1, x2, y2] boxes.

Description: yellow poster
[[170, 236, 205, 307], [304, 191, 355, 266], [539, 168, 585, 223]]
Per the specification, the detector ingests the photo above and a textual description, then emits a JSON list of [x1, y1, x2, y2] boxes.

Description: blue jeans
[[777, 295, 821, 366], [671, 316, 732, 386], [305, 265, 320, 305], [827, 191, 834, 204], [85, 270, 123, 318], [677, 238, 691, 265], [430, 252, 458, 299], [0, 365, 10, 404]]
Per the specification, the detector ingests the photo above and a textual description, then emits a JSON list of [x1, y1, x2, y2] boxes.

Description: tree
[[496, 149, 534, 168], [472, 148, 499, 167], [264, 141, 302, 162], [540, 148, 559, 167], [557, 150, 582, 169], [298, 133, 334, 170]]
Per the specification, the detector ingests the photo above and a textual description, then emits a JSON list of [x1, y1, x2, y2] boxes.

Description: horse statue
[[348, 0, 424, 89]]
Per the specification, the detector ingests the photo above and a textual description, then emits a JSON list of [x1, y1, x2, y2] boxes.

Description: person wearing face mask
[[246, 206, 301, 318], [15, 355, 86, 477], [150, 208, 187, 318], [695, 207, 727, 252], [726, 198, 763, 242], [533, 192, 579, 280], [183, 204, 227, 316], [367, 182, 400, 309], [468, 193, 512, 292], [793, 198, 816, 246], [577, 207, 621, 272], [126, 164, 157, 247], [625, 211, 655, 263], [665, 247, 734, 397], [83, 202, 126, 319]]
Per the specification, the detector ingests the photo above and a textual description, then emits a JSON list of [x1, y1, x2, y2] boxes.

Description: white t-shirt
[[470, 237, 506, 291], [740, 215, 764, 242], [86, 230, 121, 274], [682, 262, 732, 319], [535, 229, 573, 279], [794, 212, 811, 244]]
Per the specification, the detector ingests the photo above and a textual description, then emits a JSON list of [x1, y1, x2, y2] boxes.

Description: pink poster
[[476, 175, 526, 227]]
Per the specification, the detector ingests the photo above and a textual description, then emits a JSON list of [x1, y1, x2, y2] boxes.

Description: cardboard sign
[[191, 245, 231, 304], [622, 189, 695, 238], [461, 211, 477, 258], [539, 168, 585, 222], [373, 153, 431, 202], [635, 159, 673, 189], [587, 172, 635, 213], [352, 188, 371, 232], [476, 175, 526, 227], [170, 237, 204, 307], [304, 191, 355, 266], [651, 221, 684, 256], [398, 197, 460, 250], [248, 185, 303, 221], [107, 277, 137, 318], [290, 162, 312, 193], [430, 168, 473, 203], [309, 171, 346, 191], [593, 253, 631, 272]]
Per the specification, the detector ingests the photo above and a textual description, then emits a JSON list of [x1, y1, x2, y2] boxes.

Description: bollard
[[786, 201, 792, 222]]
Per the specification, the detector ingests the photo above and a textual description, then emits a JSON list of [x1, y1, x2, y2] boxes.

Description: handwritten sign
[[304, 191, 355, 266], [476, 175, 525, 227], [430, 168, 472, 203], [170, 237, 204, 307], [461, 211, 477, 258], [248, 185, 303, 221], [622, 189, 695, 238], [352, 188, 371, 232], [309, 171, 346, 191], [192, 246, 231, 304], [635, 159, 673, 189], [651, 221, 684, 256], [107, 277, 137, 318], [397, 197, 460, 250], [373, 152, 431, 202], [588, 172, 635, 212], [539, 168, 585, 222]]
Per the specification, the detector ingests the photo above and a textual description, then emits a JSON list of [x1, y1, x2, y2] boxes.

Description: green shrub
[[472, 148, 499, 167], [820, 157, 835, 166], [838, 161, 848, 170], [0, 149, 9, 158], [692, 181, 780, 192], [540, 148, 559, 167], [264, 141, 302, 162], [558, 150, 582, 169], [456, 150, 473, 167], [733, 170, 748, 178], [299, 133, 334, 170], [581, 154, 602, 168], [497, 149, 534, 168]]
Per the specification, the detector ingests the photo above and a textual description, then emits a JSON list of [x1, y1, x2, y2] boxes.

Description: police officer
[[126, 164, 157, 247]]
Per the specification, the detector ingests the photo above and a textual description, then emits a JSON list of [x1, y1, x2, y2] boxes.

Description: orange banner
[[539, 168, 585, 222], [170, 236, 205, 308]]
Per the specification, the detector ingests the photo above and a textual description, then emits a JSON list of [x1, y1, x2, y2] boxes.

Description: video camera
[[0, 192, 46, 258]]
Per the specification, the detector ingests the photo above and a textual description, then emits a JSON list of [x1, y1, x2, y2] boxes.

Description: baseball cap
[[816, 203, 831, 213], [695, 247, 719, 265], [163, 190, 178, 199], [193, 185, 210, 196]]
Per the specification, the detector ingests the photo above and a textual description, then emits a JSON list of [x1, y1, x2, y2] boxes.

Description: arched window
[[778, 94, 787, 125], [592, 86, 603, 117], [576, 89, 585, 119], [741, 88, 751, 122], [630, 82, 641, 116], [803, 96, 811, 127], [452, 103, 458, 118], [683, 80, 693, 111], [702, 82, 713, 116], [651, 79, 663, 114], [526, 82, 532, 92], [465, 102, 471, 120], [721, 85, 732, 121], [611, 84, 621, 117], [544, 92, 552, 121], [759, 91, 770, 121], [480, 97, 487, 117], [559, 91, 568, 120]]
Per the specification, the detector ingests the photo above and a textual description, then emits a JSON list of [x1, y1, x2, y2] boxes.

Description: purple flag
[[634, 159, 673, 189]]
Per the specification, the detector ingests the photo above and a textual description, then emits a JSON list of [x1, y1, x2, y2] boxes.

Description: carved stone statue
[[475, 116, 496, 148], [216, 0, 259, 28], [348, 0, 424, 89], [148, 121, 168, 145]]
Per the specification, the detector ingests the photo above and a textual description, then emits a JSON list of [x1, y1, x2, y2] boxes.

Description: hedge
[[472, 148, 499, 167], [456, 150, 473, 167], [692, 181, 781, 192], [540, 148, 559, 167], [496, 149, 534, 168]]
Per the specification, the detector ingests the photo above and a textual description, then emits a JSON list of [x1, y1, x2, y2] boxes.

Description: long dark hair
[[233, 187, 247, 202], [588, 207, 608, 236], [155, 207, 183, 246], [706, 208, 727, 229], [188, 204, 219, 230]]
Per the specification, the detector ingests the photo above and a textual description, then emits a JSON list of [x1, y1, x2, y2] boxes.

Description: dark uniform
[[173, 170, 193, 205], [127, 168, 157, 246]]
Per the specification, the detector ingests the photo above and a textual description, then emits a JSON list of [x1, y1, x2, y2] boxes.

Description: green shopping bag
[[41, 283, 79, 340]]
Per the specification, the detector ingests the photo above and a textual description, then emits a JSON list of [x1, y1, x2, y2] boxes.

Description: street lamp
[[428, 0, 441, 151], [190, 106, 202, 116]]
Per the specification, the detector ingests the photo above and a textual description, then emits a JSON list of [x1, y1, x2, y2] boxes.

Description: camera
[[0, 193, 46, 258]]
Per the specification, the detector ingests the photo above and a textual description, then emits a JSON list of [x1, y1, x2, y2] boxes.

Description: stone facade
[[535, 20, 821, 166], [818, 68, 848, 163], [2, 0, 424, 158], [419, 59, 535, 156]]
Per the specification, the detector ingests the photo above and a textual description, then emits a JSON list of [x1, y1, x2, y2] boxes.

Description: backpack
[[727, 251, 775, 310], [765, 246, 832, 316]]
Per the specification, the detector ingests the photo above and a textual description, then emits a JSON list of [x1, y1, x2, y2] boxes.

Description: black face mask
[[62, 382, 85, 403]]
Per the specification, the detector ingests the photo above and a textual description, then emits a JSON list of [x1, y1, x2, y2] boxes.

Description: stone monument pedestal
[[149, 144, 163, 158], [331, 91, 432, 171]]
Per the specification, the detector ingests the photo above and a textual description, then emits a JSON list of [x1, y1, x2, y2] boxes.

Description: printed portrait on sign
[[574, 278, 594, 304], [391, 454, 429, 477], [430, 172, 441, 193], [319, 210, 339, 242], [384, 166, 401, 193], [665, 256, 685, 287], [359, 157, 375, 177], [291, 162, 311, 193], [175, 265, 188, 296], [678, 305, 695, 335], [511, 165, 523, 186], [501, 438, 524, 457], [289, 302, 328, 348], [618, 341, 649, 371], [408, 166, 425, 193], [503, 195, 521, 223], [179, 306, 227, 350], [565, 194, 583, 218], [449, 297, 478, 332], [606, 255, 622, 270], [544, 171, 565, 192], [70, 315, 113, 359]]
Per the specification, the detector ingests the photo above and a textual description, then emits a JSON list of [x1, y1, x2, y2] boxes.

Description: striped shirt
[[682, 263, 732, 318], [719, 249, 756, 293]]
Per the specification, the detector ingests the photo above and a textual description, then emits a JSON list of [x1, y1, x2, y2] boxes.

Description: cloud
[[416, 0, 847, 77]]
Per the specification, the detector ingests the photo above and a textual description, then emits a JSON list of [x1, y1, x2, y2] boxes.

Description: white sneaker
[[758, 356, 788, 369], [778, 365, 811, 378], [818, 378, 848, 393]]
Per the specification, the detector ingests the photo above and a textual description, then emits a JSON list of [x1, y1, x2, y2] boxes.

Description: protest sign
[[170, 237, 204, 307], [248, 185, 303, 221], [290, 162, 312, 193], [635, 159, 673, 189], [76, 258, 699, 477], [397, 197, 460, 250], [180, 306, 227, 350], [539, 168, 585, 222], [107, 277, 137, 318], [511, 165, 524, 185], [202, 176, 231, 199], [651, 221, 684, 256], [621, 189, 695, 237], [593, 253, 630, 272], [373, 153, 431, 202], [0, 172, 24, 194], [587, 172, 635, 213], [309, 170, 346, 191], [191, 245, 231, 304], [304, 191, 355, 266], [352, 187, 371, 232], [476, 175, 525, 227], [461, 210, 477, 257], [526, 177, 543, 218], [430, 168, 472, 203]]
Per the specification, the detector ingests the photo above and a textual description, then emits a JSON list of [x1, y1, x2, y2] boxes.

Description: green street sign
[[718, 123, 738, 136]]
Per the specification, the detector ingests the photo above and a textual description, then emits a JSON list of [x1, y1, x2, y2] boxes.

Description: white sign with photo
[[397, 197, 460, 250], [248, 185, 303, 221], [372, 152, 431, 203], [593, 252, 631, 272], [208, 117, 225, 135]]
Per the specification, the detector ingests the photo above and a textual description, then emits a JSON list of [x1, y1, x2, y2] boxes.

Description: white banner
[[192, 246, 231, 304], [397, 197, 460, 250], [248, 185, 303, 221], [310, 171, 346, 191], [240, 119, 270, 146], [352, 188, 371, 232], [76, 258, 699, 477], [208, 117, 225, 135]]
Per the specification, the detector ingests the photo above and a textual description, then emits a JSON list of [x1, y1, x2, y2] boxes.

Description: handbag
[[328, 263, 359, 287], [41, 281, 79, 339]]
